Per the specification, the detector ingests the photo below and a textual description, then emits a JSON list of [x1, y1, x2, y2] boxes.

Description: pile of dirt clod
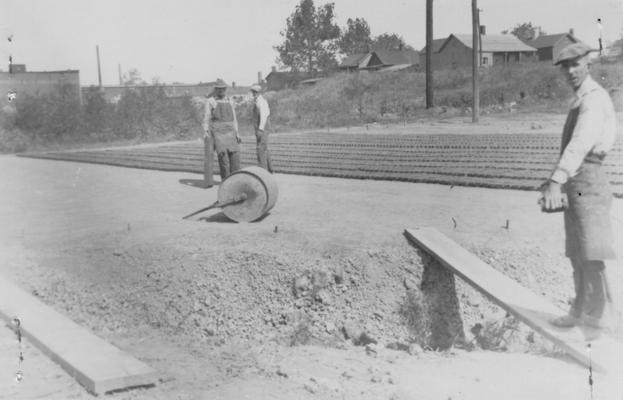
[[21, 236, 573, 356]]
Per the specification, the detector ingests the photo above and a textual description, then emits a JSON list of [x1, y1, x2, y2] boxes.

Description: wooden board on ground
[[404, 227, 623, 374], [0, 275, 158, 395]]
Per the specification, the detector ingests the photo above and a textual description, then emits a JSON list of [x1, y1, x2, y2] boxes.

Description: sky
[[1, 0, 622, 86]]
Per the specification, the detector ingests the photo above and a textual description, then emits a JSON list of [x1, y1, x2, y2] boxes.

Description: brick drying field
[[18, 132, 623, 196]]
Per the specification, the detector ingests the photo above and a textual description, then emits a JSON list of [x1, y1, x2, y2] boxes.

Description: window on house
[[482, 57, 489, 65]]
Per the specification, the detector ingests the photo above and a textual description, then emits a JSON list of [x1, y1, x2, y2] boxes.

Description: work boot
[[550, 314, 579, 328], [581, 314, 603, 329]]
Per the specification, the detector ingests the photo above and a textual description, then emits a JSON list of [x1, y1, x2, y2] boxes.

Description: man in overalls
[[541, 43, 617, 329], [250, 84, 273, 172], [203, 79, 241, 182]]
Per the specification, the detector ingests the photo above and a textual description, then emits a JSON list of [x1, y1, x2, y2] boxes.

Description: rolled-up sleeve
[[256, 97, 270, 130], [230, 99, 239, 134], [550, 94, 603, 184]]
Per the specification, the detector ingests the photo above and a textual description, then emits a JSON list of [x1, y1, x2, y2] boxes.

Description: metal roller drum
[[217, 166, 278, 222]]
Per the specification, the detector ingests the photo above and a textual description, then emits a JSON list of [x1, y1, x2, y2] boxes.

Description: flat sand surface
[[1, 118, 623, 399]]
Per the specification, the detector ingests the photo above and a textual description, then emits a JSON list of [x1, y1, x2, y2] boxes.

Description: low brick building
[[0, 67, 81, 106], [82, 82, 251, 103]]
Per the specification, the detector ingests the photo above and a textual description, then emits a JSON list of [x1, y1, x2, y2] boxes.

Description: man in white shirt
[[541, 43, 617, 328], [250, 84, 273, 172], [203, 79, 242, 182]]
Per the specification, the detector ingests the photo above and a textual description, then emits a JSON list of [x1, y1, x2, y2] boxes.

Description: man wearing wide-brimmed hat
[[203, 78, 242, 183], [250, 84, 273, 172], [541, 43, 617, 329]]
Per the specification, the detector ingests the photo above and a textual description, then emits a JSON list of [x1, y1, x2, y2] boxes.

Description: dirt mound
[[24, 235, 572, 355]]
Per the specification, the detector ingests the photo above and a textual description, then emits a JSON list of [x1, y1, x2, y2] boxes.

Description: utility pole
[[471, 0, 480, 123], [96, 45, 102, 88], [425, 0, 433, 108], [118, 64, 123, 86], [597, 18, 603, 58], [7, 34, 13, 73]]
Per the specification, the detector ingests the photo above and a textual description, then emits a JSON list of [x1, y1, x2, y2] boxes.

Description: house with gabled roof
[[339, 53, 369, 72], [361, 49, 420, 70], [265, 69, 314, 91], [523, 32, 582, 62], [339, 50, 419, 72], [418, 38, 447, 67], [431, 33, 537, 69]]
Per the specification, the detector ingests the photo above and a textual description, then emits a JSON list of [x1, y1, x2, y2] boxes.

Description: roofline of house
[[439, 33, 537, 53], [1, 69, 80, 74], [80, 84, 228, 89]]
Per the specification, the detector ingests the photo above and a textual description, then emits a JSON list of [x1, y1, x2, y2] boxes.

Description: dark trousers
[[255, 130, 273, 172], [203, 137, 215, 185], [570, 258, 607, 320], [217, 150, 240, 181]]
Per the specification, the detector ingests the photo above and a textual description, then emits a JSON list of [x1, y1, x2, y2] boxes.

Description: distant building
[[427, 34, 537, 69], [0, 67, 81, 105], [338, 53, 369, 72], [523, 32, 582, 62], [418, 38, 448, 68], [82, 82, 250, 103], [264, 68, 311, 91], [339, 50, 420, 72], [9, 64, 26, 73]]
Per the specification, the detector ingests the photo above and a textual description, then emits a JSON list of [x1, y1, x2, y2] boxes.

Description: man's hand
[[540, 180, 564, 211], [236, 134, 242, 144], [203, 130, 210, 139], [255, 128, 264, 138]]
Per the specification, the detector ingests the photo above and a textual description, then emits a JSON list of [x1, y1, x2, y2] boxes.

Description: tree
[[503, 22, 546, 42], [122, 68, 147, 86], [274, 0, 341, 75], [338, 18, 372, 55], [371, 33, 414, 51]]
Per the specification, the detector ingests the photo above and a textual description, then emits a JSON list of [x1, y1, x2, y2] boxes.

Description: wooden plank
[[0, 275, 158, 395], [404, 226, 623, 374]]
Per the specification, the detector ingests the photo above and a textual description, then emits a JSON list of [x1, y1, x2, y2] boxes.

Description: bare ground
[[1, 115, 623, 399]]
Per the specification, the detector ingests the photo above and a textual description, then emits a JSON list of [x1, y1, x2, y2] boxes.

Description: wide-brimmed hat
[[250, 84, 262, 92], [554, 43, 597, 65], [214, 78, 228, 88]]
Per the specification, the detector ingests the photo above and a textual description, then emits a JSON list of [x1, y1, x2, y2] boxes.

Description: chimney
[[569, 28, 574, 36], [257, 71, 262, 84], [271, 66, 277, 72], [479, 25, 486, 35], [232, 81, 236, 88]]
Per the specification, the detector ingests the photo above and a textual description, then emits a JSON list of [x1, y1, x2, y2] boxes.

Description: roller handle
[[182, 193, 248, 220]]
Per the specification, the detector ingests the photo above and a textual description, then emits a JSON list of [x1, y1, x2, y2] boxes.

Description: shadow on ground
[[179, 178, 221, 189]]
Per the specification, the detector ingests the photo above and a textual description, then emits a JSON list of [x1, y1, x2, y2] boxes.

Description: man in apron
[[540, 43, 617, 329], [250, 84, 273, 172], [203, 79, 241, 182]]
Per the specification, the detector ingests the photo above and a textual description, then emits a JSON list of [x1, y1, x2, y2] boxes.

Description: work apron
[[210, 99, 239, 154], [561, 107, 615, 261]]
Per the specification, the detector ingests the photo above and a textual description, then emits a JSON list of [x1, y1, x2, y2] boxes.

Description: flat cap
[[554, 42, 597, 65], [214, 78, 228, 88], [250, 84, 262, 92]]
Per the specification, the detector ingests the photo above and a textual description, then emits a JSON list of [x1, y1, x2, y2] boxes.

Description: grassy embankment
[[1, 61, 622, 154]]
